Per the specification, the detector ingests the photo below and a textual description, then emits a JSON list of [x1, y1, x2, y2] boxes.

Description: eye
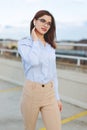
[[39, 19, 46, 23], [38, 18, 52, 27]]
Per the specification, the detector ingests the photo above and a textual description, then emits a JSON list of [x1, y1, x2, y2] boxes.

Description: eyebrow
[[39, 18, 51, 22]]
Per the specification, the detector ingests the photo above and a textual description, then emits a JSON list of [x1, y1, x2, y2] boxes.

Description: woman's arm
[[18, 27, 40, 65], [53, 49, 63, 112], [18, 38, 40, 65]]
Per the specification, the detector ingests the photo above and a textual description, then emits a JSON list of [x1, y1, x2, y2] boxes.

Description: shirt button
[[42, 84, 45, 87]]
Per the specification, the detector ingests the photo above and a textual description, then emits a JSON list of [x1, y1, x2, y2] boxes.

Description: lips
[[41, 28, 47, 32]]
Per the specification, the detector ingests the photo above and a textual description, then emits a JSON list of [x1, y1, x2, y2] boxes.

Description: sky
[[0, 0, 87, 41]]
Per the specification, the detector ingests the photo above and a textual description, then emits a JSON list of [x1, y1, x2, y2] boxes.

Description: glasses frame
[[37, 18, 52, 27]]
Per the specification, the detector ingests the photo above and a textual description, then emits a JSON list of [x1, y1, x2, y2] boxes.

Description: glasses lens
[[39, 19, 46, 23], [38, 19, 51, 26]]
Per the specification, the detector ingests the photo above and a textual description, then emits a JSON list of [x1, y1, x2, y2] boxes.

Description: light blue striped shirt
[[18, 36, 60, 100]]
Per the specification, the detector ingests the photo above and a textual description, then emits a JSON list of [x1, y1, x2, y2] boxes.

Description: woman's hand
[[31, 27, 38, 41], [57, 100, 63, 112]]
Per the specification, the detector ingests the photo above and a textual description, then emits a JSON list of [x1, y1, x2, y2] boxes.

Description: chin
[[36, 29, 47, 35], [41, 31, 47, 35], [39, 32, 46, 35]]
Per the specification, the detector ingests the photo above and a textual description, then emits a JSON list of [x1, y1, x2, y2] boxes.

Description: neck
[[35, 29, 45, 41], [35, 29, 46, 46]]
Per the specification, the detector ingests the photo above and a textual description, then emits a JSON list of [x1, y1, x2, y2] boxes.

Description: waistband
[[25, 80, 53, 88]]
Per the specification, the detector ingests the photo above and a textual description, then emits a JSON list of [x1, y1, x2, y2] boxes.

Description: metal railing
[[56, 42, 87, 66], [0, 48, 19, 57], [0, 43, 87, 66], [58, 42, 87, 47], [56, 54, 87, 66]]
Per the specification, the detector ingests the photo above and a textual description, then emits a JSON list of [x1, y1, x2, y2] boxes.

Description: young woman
[[18, 10, 63, 130]]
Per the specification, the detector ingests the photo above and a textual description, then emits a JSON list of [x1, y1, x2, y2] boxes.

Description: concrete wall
[[0, 58, 87, 109]]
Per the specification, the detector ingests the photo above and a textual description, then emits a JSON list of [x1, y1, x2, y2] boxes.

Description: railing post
[[1, 50, 3, 55], [16, 51, 19, 57], [77, 58, 80, 66]]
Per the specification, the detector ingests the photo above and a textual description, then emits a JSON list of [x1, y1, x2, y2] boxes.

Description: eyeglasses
[[37, 18, 52, 27]]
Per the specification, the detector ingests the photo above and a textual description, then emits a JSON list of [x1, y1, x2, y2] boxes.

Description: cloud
[[0, 25, 29, 40], [25, 0, 41, 3], [4, 25, 13, 29], [0, 25, 3, 33], [72, 0, 86, 3]]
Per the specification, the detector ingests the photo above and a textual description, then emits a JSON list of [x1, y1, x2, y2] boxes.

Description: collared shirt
[[18, 36, 60, 100]]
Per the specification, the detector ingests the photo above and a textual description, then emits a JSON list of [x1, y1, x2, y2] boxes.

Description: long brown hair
[[30, 10, 56, 49]]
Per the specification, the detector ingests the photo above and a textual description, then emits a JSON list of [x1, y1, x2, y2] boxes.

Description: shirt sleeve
[[53, 71, 60, 100], [18, 38, 40, 66], [53, 53, 60, 101]]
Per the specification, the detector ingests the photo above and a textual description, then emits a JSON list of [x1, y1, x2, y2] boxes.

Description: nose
[[44, 23, 48, 27]]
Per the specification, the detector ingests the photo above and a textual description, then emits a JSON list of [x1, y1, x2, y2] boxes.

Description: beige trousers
[[20, 80, 61, 130]]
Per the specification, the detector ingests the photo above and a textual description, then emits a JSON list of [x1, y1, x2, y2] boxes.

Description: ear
[[33, 20, 36, 26]]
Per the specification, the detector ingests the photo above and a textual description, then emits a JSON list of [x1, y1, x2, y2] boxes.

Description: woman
[[18, 10, 63, 130]]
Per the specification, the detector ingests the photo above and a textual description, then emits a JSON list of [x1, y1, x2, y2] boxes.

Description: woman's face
[[34, 15, 52, 35]]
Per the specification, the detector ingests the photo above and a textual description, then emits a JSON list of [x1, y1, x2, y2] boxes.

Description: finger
[[32, 27, 36, 31], [58, 104, 62, 112], [60, 106, 62, 112], [32, 27, 35, 33], [60, 105, 63, 112]]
